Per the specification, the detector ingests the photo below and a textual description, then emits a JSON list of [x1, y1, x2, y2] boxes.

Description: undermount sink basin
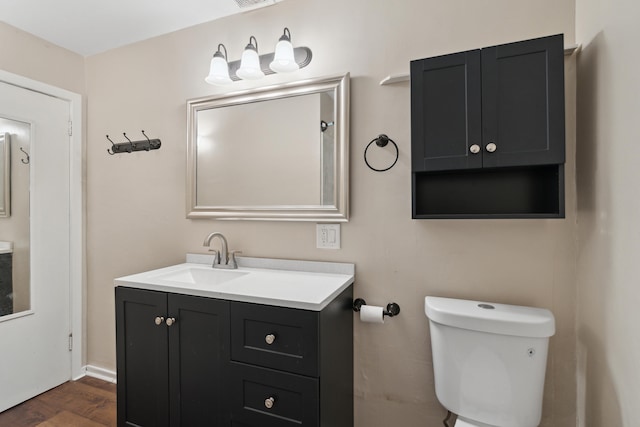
[[153, 266, 248, 286]]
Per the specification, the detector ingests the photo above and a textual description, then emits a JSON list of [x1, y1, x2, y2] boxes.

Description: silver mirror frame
[[0, 133, 10, 218], [187, 73, 350, 221]]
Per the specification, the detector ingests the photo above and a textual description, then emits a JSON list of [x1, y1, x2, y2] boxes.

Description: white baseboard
[[84, 365, 117, 383]]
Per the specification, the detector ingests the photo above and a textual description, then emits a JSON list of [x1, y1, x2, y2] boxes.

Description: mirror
[[0, 119, 30, 318], [187, 73, 349, 221]]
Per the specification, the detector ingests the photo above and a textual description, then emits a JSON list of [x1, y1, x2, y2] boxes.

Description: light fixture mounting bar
[[228, 46, 312, 81]]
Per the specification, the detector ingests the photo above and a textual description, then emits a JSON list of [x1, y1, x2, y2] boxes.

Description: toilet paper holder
[[353, 298, 401, 318]]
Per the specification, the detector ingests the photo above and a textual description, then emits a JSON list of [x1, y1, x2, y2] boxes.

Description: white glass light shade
[[205, 55, 232, 85], [270, 39, 299, 73], [236, 48, 265, 80]]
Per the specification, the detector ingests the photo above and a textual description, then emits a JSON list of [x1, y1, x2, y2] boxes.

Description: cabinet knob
[[264, 397, 275, 409], [265, 334, 276, 345], [469, 144, 480, 154], [485, 143, 497, 153], [166, 317, 176, 326], [154, 316, 165, 326]]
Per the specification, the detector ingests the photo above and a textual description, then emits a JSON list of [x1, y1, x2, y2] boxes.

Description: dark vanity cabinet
[[411, 34, 565, 218], [115, 285, 353, 427], [0, 253, 13, 316]]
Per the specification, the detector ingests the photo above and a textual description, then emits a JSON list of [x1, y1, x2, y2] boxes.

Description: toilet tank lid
[[424, 296, 555, 338]]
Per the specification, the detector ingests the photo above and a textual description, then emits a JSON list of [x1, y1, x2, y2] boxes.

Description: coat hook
[[19, 147, 30, 164], [141, 130, 151, 151], [106, 134, 116, 155], [123, 133, 133, 153], [320, 120, 334, 132]]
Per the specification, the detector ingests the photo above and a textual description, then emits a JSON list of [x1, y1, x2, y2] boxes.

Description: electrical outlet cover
[[316, 224, 340, 249]]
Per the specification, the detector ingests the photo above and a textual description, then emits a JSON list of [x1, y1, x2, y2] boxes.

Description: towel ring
[[364, 134, 399, 172]]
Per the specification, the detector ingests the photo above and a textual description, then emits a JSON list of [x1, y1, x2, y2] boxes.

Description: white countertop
[[114, 255, 355, 311], [0, 241, 13, 254]]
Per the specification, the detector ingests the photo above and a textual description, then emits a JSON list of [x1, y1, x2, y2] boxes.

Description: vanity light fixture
[[205, 28, 312, 86], [205, 44, 232, 85], [269, 28, 299, 73], [236, 36, 265, 80]]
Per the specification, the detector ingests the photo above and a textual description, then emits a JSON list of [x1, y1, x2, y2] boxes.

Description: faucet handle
[[228, 250, 242, 268]]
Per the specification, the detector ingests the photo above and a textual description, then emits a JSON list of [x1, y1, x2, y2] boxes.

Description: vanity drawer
[[228, 361, 319, 427], [231, 302, 319, 377]]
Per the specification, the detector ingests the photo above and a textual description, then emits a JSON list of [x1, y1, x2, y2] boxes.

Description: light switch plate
[[316, 224, 341, 249]]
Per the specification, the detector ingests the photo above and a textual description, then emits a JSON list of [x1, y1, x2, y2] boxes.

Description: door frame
[[0, 69, 84, 379]]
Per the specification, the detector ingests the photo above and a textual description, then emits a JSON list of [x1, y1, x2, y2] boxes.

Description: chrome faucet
[[203, 232, 241, 269]]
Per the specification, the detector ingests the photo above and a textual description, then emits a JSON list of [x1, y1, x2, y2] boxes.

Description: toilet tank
[[424, 297, 555, 427]]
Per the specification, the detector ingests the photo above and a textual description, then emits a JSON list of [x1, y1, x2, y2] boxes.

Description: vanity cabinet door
[[168, 293, 230, 427], [116, 287, 170, 427], [116, 287, 230, 427]]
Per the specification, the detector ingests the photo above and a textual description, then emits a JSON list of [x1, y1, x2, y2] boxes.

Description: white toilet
[[424, 296, 555, 427]]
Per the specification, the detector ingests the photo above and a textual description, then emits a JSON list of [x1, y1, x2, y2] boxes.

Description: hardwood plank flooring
[[0, 377, 116, 427]]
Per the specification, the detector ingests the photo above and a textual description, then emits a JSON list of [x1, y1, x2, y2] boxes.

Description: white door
[[0, 81, 72, 412]]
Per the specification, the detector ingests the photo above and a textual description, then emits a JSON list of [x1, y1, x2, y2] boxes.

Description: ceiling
[[0, 0, 281, 56]]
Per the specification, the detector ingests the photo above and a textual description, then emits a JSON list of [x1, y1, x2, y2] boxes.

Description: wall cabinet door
[[411, 49, 482, 172], [411, 34, 564, 172], [116, 287, 229, 427], [481, 34, 565, 168]]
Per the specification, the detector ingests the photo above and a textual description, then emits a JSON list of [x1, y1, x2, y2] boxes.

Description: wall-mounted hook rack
[[107, 130, 161, 155]]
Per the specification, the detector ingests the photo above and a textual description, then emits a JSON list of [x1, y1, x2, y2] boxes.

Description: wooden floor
[[0, 377, 116, 427]]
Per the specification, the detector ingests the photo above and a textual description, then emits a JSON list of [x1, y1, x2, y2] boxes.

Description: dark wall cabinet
[[115, 285, 353, 427], [411, 34, 566, 218]]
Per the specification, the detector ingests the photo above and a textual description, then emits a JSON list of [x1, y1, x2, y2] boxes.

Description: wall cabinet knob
[[469, 144, 480, 154], [265, 334, 276, 345], [485, 143, 497, 153], [264, 397, 275, 409], [166, 317, 176, 326], [154, 316, 164, 326]]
